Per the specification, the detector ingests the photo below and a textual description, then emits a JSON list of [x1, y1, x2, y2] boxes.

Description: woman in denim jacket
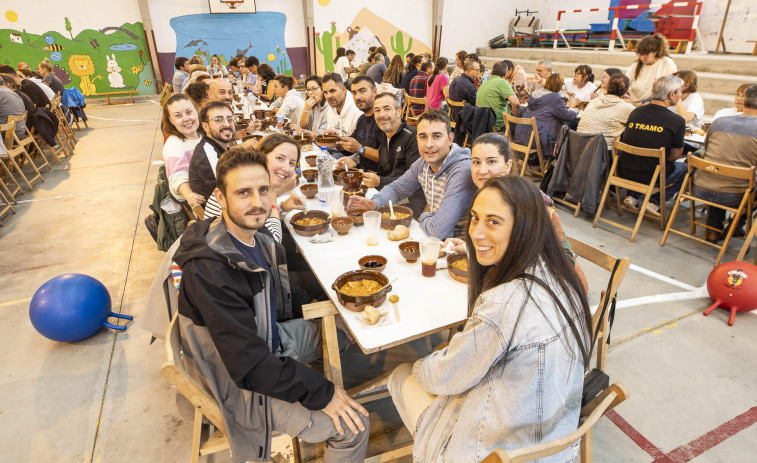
[[388, 176, 591, 463]]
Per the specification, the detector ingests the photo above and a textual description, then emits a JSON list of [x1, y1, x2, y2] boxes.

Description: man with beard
[[348, 109, 476, 239], [334, 76, 381, 170], [322, 73, 361, 139], [189, 101, 236, 218], [175, 146, 370, 463]]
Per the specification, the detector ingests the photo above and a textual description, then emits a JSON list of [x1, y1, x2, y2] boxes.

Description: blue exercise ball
[[29, 274, 132, 342]]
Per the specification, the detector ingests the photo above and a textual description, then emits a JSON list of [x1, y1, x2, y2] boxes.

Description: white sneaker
[[645, 202, 661, 216], [623, 196, 639, 209]]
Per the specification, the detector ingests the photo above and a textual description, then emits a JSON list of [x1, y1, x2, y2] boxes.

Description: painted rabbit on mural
[[106, 54, 126, 88]]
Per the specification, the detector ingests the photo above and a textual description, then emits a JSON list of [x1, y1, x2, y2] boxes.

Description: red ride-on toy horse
[[704, 262, 757, 326]]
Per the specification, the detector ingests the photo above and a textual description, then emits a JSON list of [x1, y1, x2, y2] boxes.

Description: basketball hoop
[[221, 0, 244, 9]]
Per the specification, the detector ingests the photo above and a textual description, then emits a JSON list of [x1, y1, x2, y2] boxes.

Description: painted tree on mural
[[0, 18, 156, 97]]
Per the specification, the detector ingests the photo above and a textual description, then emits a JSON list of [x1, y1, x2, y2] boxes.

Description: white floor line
[[15, 185, 141, 203], [87, 116, 155, 122], [147, 99, 160, 105], [614, 284, 709, 310], [629, 263, 698, 291]]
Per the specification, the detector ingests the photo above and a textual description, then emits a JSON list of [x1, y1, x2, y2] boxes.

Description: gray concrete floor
[[1, 101, 756, 462]]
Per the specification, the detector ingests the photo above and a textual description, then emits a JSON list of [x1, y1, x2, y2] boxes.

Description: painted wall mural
[[169, 13, 293, 78], [313, 7, 432, 75], [0, 11, 156, 97]]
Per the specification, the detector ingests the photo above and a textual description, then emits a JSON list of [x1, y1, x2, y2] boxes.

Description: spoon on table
[[390, 295, 400, 322], [375, 277, 399, 294], [389, 200, 397, 220]]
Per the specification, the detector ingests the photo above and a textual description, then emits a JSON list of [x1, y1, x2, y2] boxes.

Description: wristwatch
[[357, 146, 365, 156]]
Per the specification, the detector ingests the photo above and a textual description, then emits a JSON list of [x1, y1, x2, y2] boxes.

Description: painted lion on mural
[[68, 54, 101, 96]]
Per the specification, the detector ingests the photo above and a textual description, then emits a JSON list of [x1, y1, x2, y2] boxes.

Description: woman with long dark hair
[[564, 64, 597, 102], [257, 63, 277, 102], [626, 33, 677, 105], [388, 175, 591, 463], [382, 55, 405, 88], [426, 57, 449, 109], [298, 75, 329, 136], [593, 67, 623, 98], [161, 93, 204, 207]]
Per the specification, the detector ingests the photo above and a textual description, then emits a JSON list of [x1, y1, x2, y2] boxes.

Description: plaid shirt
[[408, 72, 429, 116]]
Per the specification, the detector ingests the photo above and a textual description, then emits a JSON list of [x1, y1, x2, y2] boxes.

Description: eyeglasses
[[306, 87, 320, 93], [210, 116, 235, 124]]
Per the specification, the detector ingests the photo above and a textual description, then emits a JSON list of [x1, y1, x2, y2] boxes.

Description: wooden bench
[[94, 90, 138, 105], [748, 40, 757, 56]]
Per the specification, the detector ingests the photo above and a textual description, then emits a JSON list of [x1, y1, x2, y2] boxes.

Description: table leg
[[321, 314, 344, 388]]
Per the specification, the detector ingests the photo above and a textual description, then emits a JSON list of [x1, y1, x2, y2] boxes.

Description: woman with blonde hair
[[626, 33, 677, 105], [673, 70, 704, 128]]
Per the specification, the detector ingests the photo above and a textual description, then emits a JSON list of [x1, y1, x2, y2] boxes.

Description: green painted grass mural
[[0, 20, 156, 97]]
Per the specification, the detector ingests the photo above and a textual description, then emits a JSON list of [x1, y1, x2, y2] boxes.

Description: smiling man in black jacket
[[174, 145, 369, 463]]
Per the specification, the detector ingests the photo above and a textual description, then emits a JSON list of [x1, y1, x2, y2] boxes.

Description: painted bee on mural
[[43, 35, 64, 61]]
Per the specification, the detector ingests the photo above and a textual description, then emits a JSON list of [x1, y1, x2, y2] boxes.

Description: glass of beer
[[419, 237, 442, 277], [363, 211, 382, 246]]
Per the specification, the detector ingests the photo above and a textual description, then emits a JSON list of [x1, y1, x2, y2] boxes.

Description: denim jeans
[[692, 185, 748, 229], [629, 161, 687, 205]]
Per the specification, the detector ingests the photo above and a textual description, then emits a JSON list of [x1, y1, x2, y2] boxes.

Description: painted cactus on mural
[[315, 22, 341, 72], [391, 31, 412, 61]]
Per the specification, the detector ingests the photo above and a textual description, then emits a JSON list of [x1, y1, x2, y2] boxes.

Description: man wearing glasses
[[189, 101, 237, 218], [527, 59, 553, 92]]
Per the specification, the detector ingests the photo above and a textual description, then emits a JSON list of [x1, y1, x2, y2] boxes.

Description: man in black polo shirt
[[189, 101, 235, 217], [335, 75, 381, 170], [366, 92, 426, 217], [618, 75, 687, 216]]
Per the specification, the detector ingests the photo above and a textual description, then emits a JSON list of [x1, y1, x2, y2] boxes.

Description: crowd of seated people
[[144, 43, 757, 463]]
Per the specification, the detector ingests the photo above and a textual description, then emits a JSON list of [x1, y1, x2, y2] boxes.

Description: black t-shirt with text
[[617, 103, 685, 184]]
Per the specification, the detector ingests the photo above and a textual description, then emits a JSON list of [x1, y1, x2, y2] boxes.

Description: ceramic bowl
[[358, 255, 387, 273], [290, 210, 330, 237], [446, 253, 468, 283], [340, 170, 363, 191], [345, 208, 366, 226], [399, 241, 420, 263], [342, 189, 366, 207], [301, 169, 318, 182], [332, 168, 346, 186], [378, 205, 413, 230], [332, 270, 391, 312], [331, 217, 354, 235], [305, 155, 317, 167], [299, 183, 318, 199]]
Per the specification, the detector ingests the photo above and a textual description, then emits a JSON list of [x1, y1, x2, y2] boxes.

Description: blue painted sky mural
[[169, 12, 292, 75]]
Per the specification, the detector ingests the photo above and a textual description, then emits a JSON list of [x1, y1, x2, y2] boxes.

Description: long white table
[[278, 149, 468, 386]]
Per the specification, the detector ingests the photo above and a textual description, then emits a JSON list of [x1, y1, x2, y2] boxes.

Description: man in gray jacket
[[348, 109, 477, 239]]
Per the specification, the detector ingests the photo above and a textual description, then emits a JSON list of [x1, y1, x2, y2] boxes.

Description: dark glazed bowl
[[358, 255, 387, 273], [378, 205, 413, 230], [305, 155, 317, 167], [447, 253, 468, 283], [290, 210, 330, 237], [345, 208, 366, 226], [331, 217, 354, 235], [301, 169, 318, 182], [299, 183, 318, 199], [399, 241, 420, 263], [340, 170, 364, 191], [342, 189, 366, 207], [332, 270, 391, 312], [332, 168, 346, 186]]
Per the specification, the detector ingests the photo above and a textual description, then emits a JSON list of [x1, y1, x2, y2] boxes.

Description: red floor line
[[657, 406, 757, 463], [606, 410, 668, 460]]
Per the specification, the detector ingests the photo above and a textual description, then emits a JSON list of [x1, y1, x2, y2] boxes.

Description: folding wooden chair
[[1, 119, 44, 191], [593, 141, 667, 242], [660, 154, 755, 266], [44, 97, 73, 159], [10, 114, 53, 172], [161, 314, 301, 463], [445, 97, 465, 129], [0, 187, 16, 226], [481, 383, 629, 463], [402, 90, 426, 126], [567, 237, 631, 372], [737, 210, 757, 264], [51, 95, 78, 150], [503, 113, 546, 177]]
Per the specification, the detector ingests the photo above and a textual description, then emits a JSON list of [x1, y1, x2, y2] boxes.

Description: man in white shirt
[[335, 49, 357, 83], [322, 73, 361, 138]]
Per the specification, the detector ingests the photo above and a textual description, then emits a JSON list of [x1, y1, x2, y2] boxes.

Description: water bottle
[[316, 146, 334, 207], [277, 110, 285, 131]]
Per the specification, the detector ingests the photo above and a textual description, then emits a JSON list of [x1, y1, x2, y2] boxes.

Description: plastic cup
[[419, 237, 442, 277], [330, 188, 343, 217], [363, 211, 382, 246]]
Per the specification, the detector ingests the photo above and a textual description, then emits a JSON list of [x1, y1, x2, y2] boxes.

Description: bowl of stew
[[290, 210, 331, 237], [332, 270, 391, 311]]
